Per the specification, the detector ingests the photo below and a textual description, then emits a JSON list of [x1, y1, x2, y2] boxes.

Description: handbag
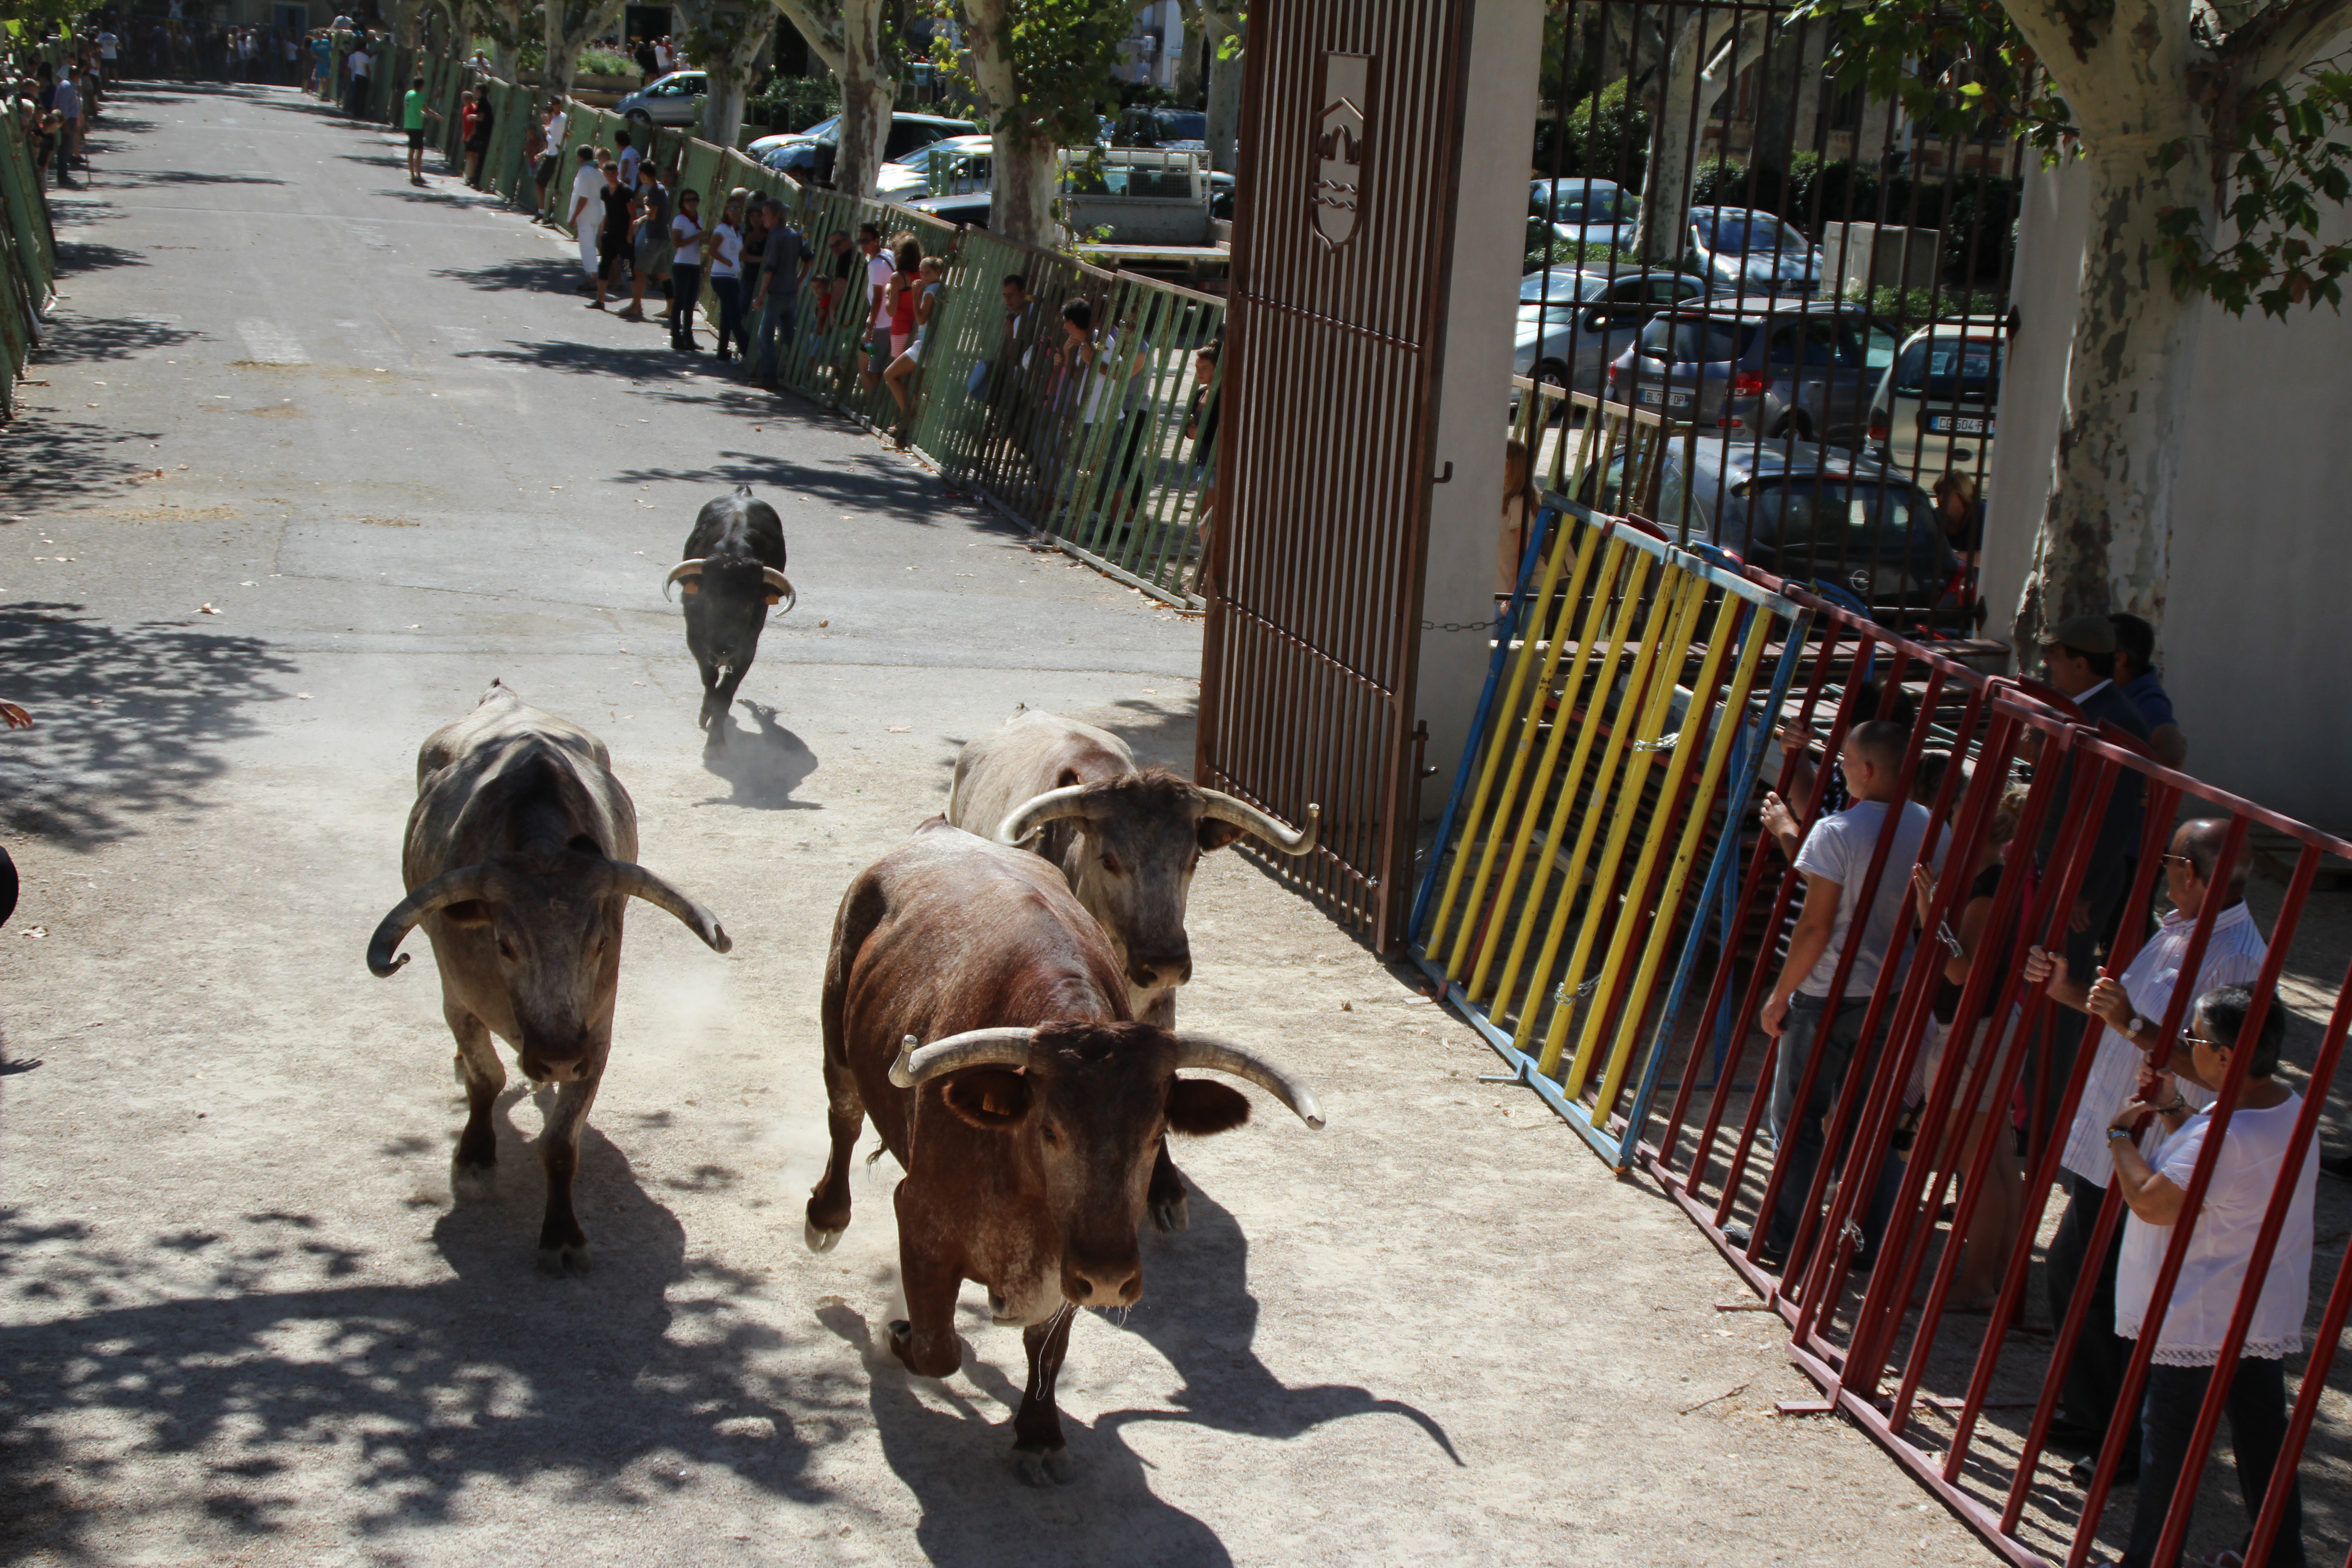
[[966, 359, 991, 399]]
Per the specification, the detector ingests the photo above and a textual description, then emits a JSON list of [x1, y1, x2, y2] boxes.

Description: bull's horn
[[367, 863, 500, 977], [761, 567, 797, 613], [1172, 1035, 1326, 1130], [996, 784, 1092, 846], [663, 559, 707, 601], [890, 1027, 1035, 1088], [603, 862, 733, 954], [1200, 792, 1320, 856]]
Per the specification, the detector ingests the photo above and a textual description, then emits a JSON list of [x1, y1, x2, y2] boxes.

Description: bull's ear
[[1197, 819, 1248, 853], [439, 900, 493, 927], [1166, 1078, 1250, 1136], [763, 592, 783, 605], [680, 581, 701, 596], [940, 1068, 1033, 1130]]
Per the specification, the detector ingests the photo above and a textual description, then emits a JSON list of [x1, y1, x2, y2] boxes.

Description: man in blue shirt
[[2110, 612, 2188, 769]]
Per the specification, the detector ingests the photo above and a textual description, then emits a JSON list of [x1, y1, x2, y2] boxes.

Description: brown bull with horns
[[367, 681, 732, 1271], [807, 819, 1323, 1485], [947, 708, 1318, 1230]]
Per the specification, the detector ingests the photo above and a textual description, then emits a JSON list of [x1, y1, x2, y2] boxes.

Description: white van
[[1868, 321, 2004, 486]]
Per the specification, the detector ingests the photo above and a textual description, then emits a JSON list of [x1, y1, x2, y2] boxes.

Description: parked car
[[1604, 298, 1896, 445], [1513, 267, 1715, 406], [873, 133, 995, 202], [615, 70, 706, 129], [1115, 106, 1208, 149], [1684, 205, 1823, 296], [1868, 319, 2005, 484], [911, 148, 1215, 246], [751, 112, 979, 180], [1580, 437, 1960, 612], [1530, 176, 1639, 252]]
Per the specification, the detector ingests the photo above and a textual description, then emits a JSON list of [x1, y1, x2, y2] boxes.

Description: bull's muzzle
[[1126, 951, 1193, 991], [1062, 1253, 1143, 1308]]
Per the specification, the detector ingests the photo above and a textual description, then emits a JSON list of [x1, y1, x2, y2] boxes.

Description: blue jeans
[[710, 275, 745, 358], [2118, 1358, 2305, 1568], [754, 290, 796, 381], [1765, 993, 1904, 1255]]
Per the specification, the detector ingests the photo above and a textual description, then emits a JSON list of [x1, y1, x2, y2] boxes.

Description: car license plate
[[1929, 415, 1989, 435], [1639, 388, 1690, 408]]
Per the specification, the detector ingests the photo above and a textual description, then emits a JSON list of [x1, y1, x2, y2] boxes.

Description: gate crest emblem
[[1311, 52, 1371, 248]]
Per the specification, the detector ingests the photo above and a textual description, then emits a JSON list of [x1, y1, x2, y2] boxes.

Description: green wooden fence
[[0, 111, 58, 423]]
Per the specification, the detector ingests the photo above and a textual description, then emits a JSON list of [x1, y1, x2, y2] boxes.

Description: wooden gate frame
[[1197, 0, 1477, 950]]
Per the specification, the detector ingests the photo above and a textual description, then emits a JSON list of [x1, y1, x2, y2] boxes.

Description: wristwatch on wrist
[[2108, 1126, 2135, 1142], [2128, 1014, 2150, 1040]]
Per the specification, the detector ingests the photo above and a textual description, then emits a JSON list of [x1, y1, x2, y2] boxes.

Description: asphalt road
[[1, 83, 2027, 1568]]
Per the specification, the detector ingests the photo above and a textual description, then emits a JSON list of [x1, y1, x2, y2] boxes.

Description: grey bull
[[365, 681, 733, 1271], [946, 708, 1317, 1230]]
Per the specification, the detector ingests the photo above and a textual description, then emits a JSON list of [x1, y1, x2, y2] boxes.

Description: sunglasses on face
[[2159, 853, 2197, 872]]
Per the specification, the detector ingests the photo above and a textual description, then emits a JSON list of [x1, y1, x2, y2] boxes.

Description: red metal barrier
[[1633, 576, 2351, 1566]]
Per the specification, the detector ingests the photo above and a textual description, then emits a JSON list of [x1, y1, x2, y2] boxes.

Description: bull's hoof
[[804, 1217, 843, 1253], [1149, 1191, 1191, 1234], [536, 1240, 593, 1276], [450, 1160, 498, 1202], [1011, 1446, 1076, 1487]]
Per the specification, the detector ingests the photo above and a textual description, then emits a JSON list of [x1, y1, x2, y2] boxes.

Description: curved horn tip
[[888, 1034, 921, 1089]]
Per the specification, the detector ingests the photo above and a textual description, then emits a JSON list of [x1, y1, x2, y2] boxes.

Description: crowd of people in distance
[[1724, 610, 2346, 1568]]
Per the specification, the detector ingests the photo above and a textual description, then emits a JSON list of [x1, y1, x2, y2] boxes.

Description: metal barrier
[[0, 112, 56, 422], [1410, 496, 1810, 1166], [1421, 502, 2352, 1563]]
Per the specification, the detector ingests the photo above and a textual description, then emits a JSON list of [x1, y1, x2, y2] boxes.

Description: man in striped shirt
[[2020, 817, 2269, 1483]]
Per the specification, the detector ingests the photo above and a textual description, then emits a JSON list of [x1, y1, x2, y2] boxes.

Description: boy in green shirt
[[402, 74, 426, 186]]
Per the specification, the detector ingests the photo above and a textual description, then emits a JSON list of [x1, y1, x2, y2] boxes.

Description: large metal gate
[[1196, 0, 1475, 948]]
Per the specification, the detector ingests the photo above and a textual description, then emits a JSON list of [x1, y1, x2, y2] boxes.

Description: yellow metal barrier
[[1411, 496, 1810, 1167]]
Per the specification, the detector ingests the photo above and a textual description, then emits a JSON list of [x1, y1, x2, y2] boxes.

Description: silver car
[[1531, 177, 1639, 252], [615, 70, 707, 129], [1514, 266, 1715, 403], [1684, 206, 1823, 297]]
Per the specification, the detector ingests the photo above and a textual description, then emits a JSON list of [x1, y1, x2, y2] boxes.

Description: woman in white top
[[704, 193, 748, 363], [2106, 985, 2314, 1568], [882, 254, 944, 442]]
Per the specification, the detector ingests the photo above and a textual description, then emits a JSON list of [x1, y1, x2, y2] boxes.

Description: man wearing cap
[[2029, 613, 2153, 1188]]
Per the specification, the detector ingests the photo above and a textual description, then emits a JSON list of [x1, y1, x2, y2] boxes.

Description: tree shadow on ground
[[0, 417, 168, 508], [815, 1302, 1235, 1567], [50, 241, 149, 275], [95, 168, 288, 187], [433, 257, 592, 295], [608, 451, 957, 529], [0, 604, 299, 848], [0, 1098, 835, 1564], [31, 313, 200, 368], [698, 699, 820, 809]]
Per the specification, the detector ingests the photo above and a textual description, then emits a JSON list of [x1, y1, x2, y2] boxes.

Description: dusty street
[[1, 83, 2005, 1565]]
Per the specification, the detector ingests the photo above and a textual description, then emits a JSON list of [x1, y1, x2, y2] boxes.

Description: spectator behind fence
[[2107, 985, 2314, 1568], [343, 39, 368, 117], [882, 255, 944, 445], [402, 73, 426, 186], [533, 99, 567, 222], [588, 160, 632, 310], [1497, 438, 1540, 596], [1935, 470, 1983, 564], [616, 129, 640, 192], [1906, 773, 2032, 1312], [567, 145, 601, 289], [2020, 816, 2268, 1482], [51, 64, 80, 189], [1735, 719, 1929, 1271], [624, 162, 668, 323], [2111, 612, 2189, 769], [704, 192, 748, 363], [857, 224, 893, 393], [668, 188, 705, 352], [2033, 612, 2153, 1148], [1185, 341, 1221, 583], [748, 197, 805, 388], [1760, 681, 1920, 863], [462, 84, 494, 190], [1089, 307, 1157, 529]]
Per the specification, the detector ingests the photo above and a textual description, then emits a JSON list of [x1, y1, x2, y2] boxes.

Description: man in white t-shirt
[[2019, 816, 2269, 1477], [1738, 719, 1930, 1270], [97, 30, 118, 83], [533, 102, 567, 223], [567, 146, 603, 286], [857, 222, 894, 392]]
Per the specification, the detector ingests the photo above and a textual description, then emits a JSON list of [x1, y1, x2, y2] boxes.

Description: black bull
[[665, 485, 796, 733]]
